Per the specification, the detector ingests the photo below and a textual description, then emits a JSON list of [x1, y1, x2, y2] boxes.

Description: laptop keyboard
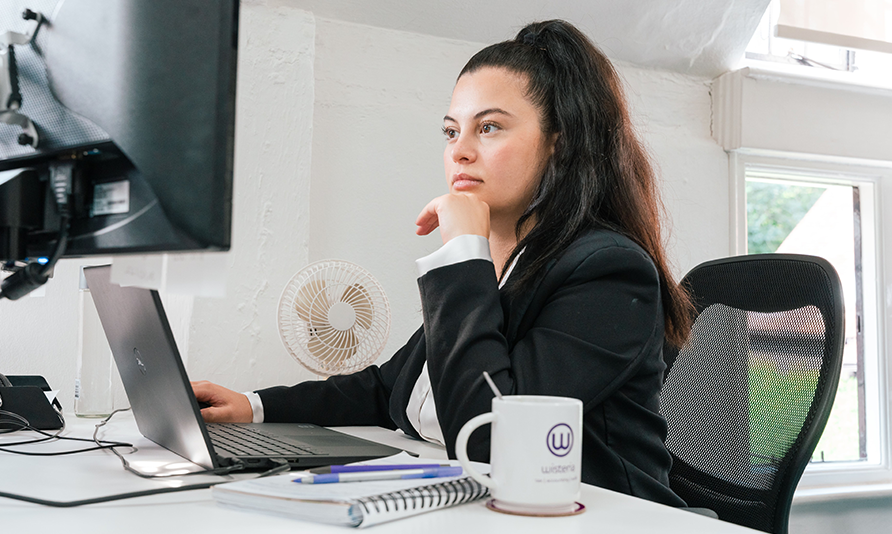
[[206, 423, 326, 457]]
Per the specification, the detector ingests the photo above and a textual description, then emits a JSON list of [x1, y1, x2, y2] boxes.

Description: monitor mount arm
[[0, 159, 71, 301], [0, 9, 44, 148]]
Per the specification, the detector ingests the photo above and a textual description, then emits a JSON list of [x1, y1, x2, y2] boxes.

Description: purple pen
[[309, 463, 448, 474], [295, 466, 463, 484]]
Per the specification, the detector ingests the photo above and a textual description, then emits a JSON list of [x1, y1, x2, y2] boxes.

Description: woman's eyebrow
[[443, 108, 514, 123]]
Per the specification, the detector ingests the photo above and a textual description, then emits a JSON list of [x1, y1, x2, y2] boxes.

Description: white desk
[[0, 412, 758, 533]]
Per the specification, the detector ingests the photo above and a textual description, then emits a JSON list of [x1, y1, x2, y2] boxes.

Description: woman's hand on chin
[[416, 193, 490, 244]]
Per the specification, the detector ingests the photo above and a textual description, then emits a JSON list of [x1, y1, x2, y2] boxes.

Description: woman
[[193, 19, 690, 507]]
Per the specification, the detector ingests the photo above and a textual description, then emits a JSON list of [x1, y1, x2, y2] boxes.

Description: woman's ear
[[547, 132, 560, 155]]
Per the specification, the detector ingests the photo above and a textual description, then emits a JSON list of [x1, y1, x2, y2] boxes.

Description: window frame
[[744, 0, 892, 81], [730, 150, 892, 491]]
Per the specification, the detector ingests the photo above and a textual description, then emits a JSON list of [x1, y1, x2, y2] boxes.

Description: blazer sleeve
[[419, 238, 664, 460], [255, 327, 425, 429]]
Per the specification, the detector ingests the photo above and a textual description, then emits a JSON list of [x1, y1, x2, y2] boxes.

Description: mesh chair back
[[662, 254, 844, 534]]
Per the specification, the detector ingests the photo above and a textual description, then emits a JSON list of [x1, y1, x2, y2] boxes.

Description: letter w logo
[[546, 423, 574, 457], [551, 433, 571, 450]]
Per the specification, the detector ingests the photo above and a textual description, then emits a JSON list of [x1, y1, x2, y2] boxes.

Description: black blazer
[[258, 229, 685, 507]]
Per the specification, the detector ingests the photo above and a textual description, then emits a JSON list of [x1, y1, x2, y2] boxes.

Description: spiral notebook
[[212, 455, 490, 528]]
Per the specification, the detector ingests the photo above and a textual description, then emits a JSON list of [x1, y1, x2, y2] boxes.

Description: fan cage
[[277, 260, 390, 376]]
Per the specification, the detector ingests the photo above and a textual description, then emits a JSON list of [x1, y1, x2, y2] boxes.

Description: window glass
[[746, 176, 866, 463]]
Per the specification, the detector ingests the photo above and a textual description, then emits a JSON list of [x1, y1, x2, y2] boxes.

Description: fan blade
[[295, 278, 330, 326], [307, 324, 334, 359], [340, 283, 374, 330], [307, 326, 357, 369], [332, 329, 358, 364]]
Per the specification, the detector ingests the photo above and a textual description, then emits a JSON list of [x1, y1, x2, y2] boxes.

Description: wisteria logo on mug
[[456, 395, 583, 516], [547, 423, 573, 457]]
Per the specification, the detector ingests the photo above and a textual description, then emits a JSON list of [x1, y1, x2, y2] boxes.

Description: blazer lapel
[[502, 256, 558, 347]]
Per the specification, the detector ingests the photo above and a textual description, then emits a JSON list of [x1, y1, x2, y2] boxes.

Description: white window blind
[[777, 0, 892, 53]]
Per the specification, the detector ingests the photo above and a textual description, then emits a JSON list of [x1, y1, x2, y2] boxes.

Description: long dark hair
[[459, 20, 692, 348]]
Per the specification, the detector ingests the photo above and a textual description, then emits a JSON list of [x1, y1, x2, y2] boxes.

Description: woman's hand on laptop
[[191, 381, 253, 423]]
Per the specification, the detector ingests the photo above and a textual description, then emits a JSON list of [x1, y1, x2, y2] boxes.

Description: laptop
[[82, 265, 402, 472]]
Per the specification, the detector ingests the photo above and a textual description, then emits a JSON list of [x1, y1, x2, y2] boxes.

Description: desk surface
[[0, 412, 758, 533]]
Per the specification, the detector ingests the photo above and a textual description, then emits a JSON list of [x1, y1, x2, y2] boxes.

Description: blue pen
[[308, 463, 448, 474], [295, 466, 463, 484]]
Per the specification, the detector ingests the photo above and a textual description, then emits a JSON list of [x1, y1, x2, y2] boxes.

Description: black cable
[[0, 212, 68, 300], [0, 409, 133, 454], [0, 408, 291, 507], [40, 213, 69, 278], [91, 409, 247, 479], [38, 159, 73, 278], [0, 461, 290, 508], [0, 482, 222, 508], [0, 161, 72, 301], [0, 409, 30, 435], [0, 443, 133, 456], [1, 425, 77, 446]]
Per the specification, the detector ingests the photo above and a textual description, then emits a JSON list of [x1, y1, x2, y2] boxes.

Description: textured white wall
[[0, 258, 101, 407], [620, 67, 730, 277], [307, 18, 483, 363], [186, 3, 316, 390], [284, 0, 770, 78]]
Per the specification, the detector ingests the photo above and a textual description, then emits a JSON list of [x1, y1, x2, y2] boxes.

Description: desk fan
[[277, 260, 390, 376]]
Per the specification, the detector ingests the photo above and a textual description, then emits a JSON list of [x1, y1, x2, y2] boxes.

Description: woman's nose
[[450, 134, 477, 163]]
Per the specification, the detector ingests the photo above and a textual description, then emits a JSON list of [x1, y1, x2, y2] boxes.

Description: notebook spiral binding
[[357, 477, 490, 517]]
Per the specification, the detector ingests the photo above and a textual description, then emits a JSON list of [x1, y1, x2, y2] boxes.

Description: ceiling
[[291, 0, 772, 78]]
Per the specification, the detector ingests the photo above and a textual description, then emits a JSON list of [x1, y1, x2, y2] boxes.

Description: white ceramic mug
[[455, 395, 583, 515]]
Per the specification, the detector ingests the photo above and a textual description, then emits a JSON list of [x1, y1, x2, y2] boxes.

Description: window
[[734, 153, 892, 489], [747, 172, 871, 464], [745, 0, 892, 83]]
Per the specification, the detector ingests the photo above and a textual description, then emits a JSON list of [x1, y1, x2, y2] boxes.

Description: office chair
[[661, 254, 844, 534]]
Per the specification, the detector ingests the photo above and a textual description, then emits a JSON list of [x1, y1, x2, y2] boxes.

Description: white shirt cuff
[[244, 391, 264, 423], [416, 234, 492, 277]]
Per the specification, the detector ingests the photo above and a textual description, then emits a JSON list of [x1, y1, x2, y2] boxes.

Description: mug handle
[[455, 412, 497, 490]]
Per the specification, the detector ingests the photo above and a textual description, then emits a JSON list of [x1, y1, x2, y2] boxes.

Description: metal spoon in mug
[[482, 371, 503, 399]]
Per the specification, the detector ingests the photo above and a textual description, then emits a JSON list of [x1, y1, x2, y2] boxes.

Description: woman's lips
[[452, 174, 482, 191]]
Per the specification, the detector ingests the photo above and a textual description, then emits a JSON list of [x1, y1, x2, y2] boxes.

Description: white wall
[[0, 1, 728, 430], [307, 18, 482, 362], [791, 496, 892, 534], [620, 67, 730, 276], [184, 3, 316, 390]]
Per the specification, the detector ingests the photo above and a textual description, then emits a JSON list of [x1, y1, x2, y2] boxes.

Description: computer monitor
[[0, 0, 238, 299]]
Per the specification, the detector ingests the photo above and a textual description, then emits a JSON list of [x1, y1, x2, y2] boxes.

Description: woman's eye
[[442, 126, 458, 140], [480, 123, 499, 134]]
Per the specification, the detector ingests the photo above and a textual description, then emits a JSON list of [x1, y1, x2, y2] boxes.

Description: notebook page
[[212, 452, 490, 527]]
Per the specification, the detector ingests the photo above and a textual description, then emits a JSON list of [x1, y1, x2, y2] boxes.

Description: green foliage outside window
[[746, 181, 826, 254], [746, 178, 861, 463], [748, 359, 819, 464]]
